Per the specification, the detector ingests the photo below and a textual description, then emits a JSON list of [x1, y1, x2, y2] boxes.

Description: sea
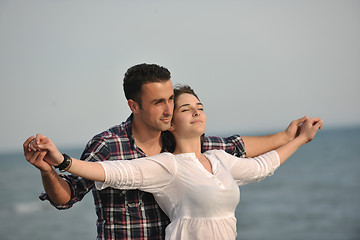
[[1, 126, 359, 240]]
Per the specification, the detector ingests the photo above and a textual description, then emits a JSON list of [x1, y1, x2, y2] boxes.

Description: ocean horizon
[[1, 126, 359, 239]]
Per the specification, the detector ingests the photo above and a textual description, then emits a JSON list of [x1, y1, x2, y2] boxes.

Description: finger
[[319, 119, 323, 130], [302, 118, 318, 128], [37, 139, 51, 150], [35, 150, 47, 163], [307, 117, 322, 124], [23, 136, 35, 153], [27, 150, 42, 164], [29, 139, 39, 152], [313, 120, 323, 130], [25, 149, 35, 162], [294, 115, 307, 125], [35, 133, 46, 145]]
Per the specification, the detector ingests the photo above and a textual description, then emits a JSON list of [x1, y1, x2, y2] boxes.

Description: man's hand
[[24, 134, 64, 170], [283, 116, 308, 141], [24, 134, 73, 205], [23, 136, 52, 173]]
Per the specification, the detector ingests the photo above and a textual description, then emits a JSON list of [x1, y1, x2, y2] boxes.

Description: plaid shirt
[[40, 115, 246, 240]]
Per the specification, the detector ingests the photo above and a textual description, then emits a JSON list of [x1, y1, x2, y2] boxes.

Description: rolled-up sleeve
[[95, 153, 175, 193], [203, 135, 246, 157]]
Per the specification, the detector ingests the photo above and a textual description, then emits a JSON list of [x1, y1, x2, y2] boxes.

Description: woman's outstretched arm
[[29, 134, 105, 182], [227, 117, 323, 185]]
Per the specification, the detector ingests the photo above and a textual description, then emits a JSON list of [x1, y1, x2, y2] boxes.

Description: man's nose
[[164, 102, 173, 116]]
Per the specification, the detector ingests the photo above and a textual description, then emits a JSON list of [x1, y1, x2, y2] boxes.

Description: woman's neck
[[172, 137, 202, 159]]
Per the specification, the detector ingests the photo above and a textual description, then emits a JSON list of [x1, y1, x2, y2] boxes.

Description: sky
[[1, 0, 359, 153]]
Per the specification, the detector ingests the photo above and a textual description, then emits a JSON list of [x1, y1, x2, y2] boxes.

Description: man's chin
[[158, 122, 171, 132]]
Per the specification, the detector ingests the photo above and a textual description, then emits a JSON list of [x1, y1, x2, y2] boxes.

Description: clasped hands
[[283, 116, 323, 144], [23, 134, 63, 173]]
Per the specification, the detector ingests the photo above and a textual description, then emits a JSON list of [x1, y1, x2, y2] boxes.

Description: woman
[[25, 85, 322, 240]]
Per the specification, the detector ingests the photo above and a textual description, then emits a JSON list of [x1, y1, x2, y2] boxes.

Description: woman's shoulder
[[133, 152, 177, 176], [204, 149, 237, 169], [146, 152, 175, 161], [204, 149, 232, 163], [204, 149, 228, 157]]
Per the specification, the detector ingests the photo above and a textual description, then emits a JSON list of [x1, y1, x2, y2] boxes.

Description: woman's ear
[[128, 99, 140, 113], [169, 123, 175, 132]]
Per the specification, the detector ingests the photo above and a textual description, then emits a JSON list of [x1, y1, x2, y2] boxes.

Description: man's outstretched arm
[[242, 116, 310, 157], [24, 136, 72, 205]]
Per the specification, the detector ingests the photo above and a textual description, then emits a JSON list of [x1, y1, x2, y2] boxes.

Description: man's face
[[137, 80, 174, 132]]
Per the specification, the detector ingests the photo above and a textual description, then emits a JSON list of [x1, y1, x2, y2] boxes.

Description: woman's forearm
[[275, 136, 305, 165], [264, 117, 322, 165], [65, 158, 105, 182]]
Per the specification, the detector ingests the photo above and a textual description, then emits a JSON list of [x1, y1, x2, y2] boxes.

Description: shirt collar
[[175, 152, 220, 174], [203, 152, 220, 174]]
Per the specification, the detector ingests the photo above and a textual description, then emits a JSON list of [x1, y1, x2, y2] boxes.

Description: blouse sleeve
[[214, 150, 280, 186], [95, 153, 176, 193]]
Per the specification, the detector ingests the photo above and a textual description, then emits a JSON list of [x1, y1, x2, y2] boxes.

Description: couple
[[24, 63, 322, 240]]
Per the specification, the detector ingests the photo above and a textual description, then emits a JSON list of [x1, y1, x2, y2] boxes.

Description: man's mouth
[[161, 118, 171, 123]]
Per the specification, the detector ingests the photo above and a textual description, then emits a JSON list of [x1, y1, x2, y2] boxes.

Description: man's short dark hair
[[123, 63, 171, 106]]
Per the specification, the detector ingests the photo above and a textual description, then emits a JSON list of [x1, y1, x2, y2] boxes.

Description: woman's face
[[170, 93, 207, 138]]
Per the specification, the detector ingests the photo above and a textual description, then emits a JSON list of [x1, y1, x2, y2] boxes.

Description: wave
[[13, 201, 48, 215]]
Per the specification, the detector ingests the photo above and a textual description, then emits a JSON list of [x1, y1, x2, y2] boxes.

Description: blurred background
[[1, 0, 359, 239]]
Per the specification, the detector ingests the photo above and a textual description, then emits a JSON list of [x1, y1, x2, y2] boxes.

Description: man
[[24, 63, 306, 240]]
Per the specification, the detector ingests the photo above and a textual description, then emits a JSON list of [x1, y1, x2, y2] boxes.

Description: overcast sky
[[1, 0, 359, 153]]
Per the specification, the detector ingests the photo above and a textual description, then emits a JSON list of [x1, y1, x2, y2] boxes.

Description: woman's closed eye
[[181, 108, 203, 113]]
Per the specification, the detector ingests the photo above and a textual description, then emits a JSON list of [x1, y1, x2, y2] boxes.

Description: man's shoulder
[[80, 117, 134, 160], [204, 134, 242, 145], [92, 117, 132, 142], [98, 124, 128, 138], [203, 134, 246, 157]]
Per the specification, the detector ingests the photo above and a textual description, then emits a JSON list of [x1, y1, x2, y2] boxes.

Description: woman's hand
[[27, 134, 64, 167], [26, 134, 105, 182], [23, 136, 52, 173], [298, 117, 323, 144]]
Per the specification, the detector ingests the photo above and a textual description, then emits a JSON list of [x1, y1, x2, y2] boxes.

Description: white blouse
[[95, 149, 280, 240]]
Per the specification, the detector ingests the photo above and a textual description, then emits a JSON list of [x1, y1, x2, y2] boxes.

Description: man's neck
[[132, 118, 163, 156]]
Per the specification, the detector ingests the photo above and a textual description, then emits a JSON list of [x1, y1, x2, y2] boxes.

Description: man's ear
[[128, 100, 140, 113]]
